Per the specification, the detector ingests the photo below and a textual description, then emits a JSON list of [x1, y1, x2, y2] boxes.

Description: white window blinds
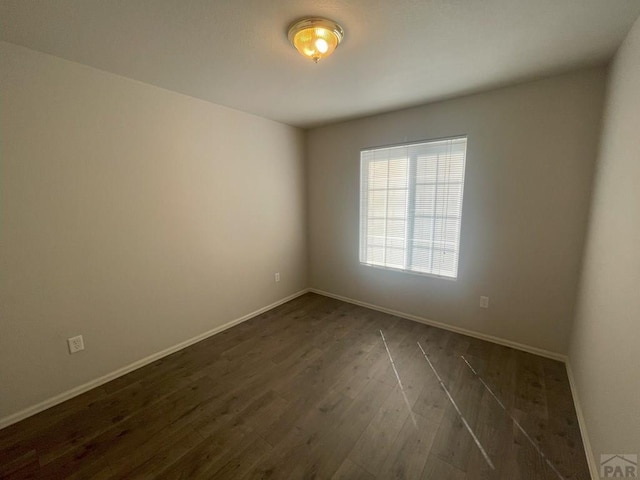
[[359, 136, 467, 279]]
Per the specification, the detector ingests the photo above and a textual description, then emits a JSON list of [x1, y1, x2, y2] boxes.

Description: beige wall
[[0, 42, 307, 420], [307, 68, 606, 355], [569, 16, 640, 465]]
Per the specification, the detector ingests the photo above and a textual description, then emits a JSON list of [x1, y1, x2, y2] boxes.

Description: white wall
[[0, 42, 307, 420], [569, 16, 640, 468], [307, 68, 606, 356]]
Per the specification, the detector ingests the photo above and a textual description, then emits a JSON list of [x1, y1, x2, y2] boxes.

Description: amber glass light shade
[[288, 18, 344, 63]]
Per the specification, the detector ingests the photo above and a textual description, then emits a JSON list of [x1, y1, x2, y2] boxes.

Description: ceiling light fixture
[[287, 17, 344, 63]]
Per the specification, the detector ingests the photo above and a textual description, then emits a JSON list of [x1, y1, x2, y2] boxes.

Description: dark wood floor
[[0, 293, 590, 479]]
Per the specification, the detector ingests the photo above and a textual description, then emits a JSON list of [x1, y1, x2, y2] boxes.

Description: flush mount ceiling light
[[287, 17, 344, 63]]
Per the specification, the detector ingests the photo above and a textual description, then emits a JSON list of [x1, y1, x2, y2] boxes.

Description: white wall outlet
[[68, 335, 84, 354], [480, 296, 489, 308], [275, 272, 280, 282]]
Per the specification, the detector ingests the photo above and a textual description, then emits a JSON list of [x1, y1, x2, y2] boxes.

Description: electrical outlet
[[275, 272, 280, 282], [480, 296, 489, 308], [68, 335, 84, 354]]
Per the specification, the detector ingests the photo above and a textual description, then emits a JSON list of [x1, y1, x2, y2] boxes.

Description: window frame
[[358, 135, 468, 280]]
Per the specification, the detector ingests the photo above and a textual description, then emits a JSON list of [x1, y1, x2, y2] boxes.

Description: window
[[359, 136, 467, 279]]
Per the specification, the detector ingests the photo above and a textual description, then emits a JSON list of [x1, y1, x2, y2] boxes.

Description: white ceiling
[[2, 1, 640, 128]]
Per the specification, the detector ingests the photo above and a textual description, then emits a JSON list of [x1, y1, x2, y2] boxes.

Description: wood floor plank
[[421, 454, 467, 480], [0, 449, 39, 480], [242, 425, 316, 479], [461, 388, 513, 479], [108, 426, 203, 479], [376, 410, 442, 480], [262, 387, 350, 449], [294, 379, 395, 479], [348, 386, 412, 475], [332, 458, 375, 480], [425, 354, 486, 473], [197, 433, 272, 480], [35, 375, 219, 478], [158, 420, 253, 479]]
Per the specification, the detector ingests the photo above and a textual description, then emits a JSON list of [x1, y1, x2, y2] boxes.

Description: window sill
[[359, 262, 458, 282]]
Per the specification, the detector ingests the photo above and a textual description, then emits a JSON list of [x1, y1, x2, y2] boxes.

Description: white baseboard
[[310, 288, 567, 362], [0, 289, 310, 430], [3, 286, 596, 480], [565, 361, 598, 480]]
